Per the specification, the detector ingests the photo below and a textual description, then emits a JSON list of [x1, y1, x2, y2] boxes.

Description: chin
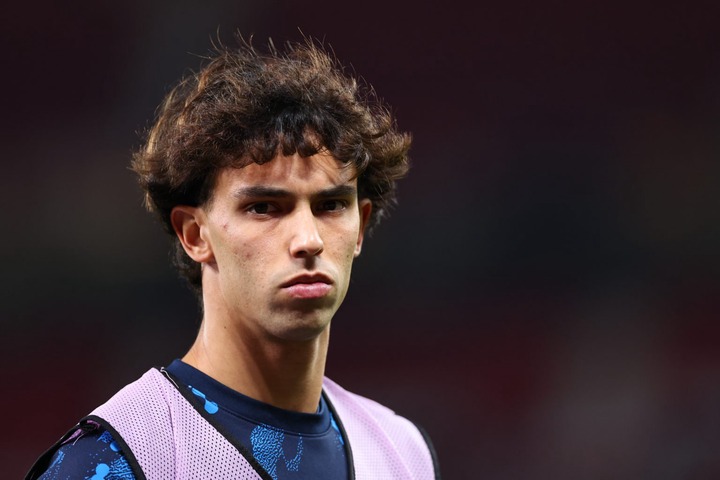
[[271, 324, 329, 343], [269, 311, 333, 343]]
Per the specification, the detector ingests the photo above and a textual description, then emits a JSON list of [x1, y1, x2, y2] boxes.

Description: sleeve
[[36, 428, 136, 480]]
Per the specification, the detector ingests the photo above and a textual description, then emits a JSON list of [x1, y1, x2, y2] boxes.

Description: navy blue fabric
[[37, 360, 348, 480], [37, 429, 134, 480]]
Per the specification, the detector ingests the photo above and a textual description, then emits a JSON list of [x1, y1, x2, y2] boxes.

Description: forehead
[[214, 152, 357, 194]]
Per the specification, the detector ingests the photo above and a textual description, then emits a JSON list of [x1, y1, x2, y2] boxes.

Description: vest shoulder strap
[[322, 377, 440, 480]]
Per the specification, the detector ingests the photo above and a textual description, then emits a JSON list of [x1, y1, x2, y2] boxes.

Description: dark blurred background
[[3, 1, 720, 478]]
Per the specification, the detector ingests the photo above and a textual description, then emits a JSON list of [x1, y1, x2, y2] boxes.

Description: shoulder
[[322, 377, 440, 479], [87, 368, 179, 479], [27, 425, 136, 480], [90, 368, 176, 451], [322, 376, 401, 419], [323, 376, 426, 432], [25, 371, 168, 480], [93, 368, 170, 419]]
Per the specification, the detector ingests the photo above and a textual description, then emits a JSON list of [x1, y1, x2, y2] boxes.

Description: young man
[[27, 36, 439, 480]]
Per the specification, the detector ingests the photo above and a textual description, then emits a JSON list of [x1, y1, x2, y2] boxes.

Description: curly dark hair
[[131, 35, 411, 292]]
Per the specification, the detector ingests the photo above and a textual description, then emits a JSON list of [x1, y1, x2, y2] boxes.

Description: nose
[[289, 207, 324, 258]]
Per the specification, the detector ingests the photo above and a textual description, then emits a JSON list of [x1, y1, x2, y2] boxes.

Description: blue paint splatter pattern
[[189, 385, 219, 414], [40, 449, 65, 478], [250, 424, 304, 480], [36, 430, 135, 480]]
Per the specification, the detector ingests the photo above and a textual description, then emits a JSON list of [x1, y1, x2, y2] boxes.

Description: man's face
[[180, 152, 371, 342]]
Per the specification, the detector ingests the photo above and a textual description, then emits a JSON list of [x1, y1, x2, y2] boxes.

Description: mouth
[[280, 273, 334, 299]]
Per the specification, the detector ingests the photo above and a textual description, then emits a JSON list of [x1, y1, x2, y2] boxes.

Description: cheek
[[232, 235, 271, 266], [232, 245, 256, 267], [335, 227, 362, 262]]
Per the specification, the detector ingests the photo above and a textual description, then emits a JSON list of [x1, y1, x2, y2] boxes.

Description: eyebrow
[[232, 184, 357, 199], [316, 185, 357, 198]]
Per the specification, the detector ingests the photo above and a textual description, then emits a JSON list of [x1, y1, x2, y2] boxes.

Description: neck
[[182, 309, 329, 414]]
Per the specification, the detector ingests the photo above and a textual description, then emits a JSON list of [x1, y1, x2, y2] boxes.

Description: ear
[[354, 199, 373, 257], [170, 205, 215, 263]]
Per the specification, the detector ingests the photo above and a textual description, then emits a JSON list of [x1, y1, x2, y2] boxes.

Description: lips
[[281, 273, 333, 299]]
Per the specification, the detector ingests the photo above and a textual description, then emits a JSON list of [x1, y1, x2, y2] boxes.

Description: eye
[[247, 202, 278, 215], [318, 199, 348, 212]]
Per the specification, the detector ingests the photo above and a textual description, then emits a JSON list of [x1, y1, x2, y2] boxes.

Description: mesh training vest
[[44, 368, 438, 479]]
